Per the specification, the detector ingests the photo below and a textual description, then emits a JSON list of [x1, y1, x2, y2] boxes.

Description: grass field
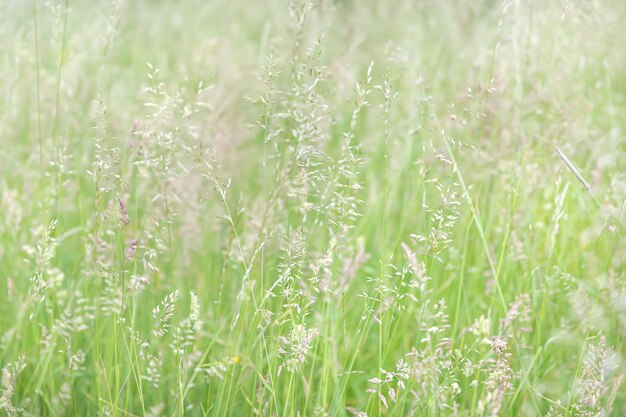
[[1, 1, 625, 416]]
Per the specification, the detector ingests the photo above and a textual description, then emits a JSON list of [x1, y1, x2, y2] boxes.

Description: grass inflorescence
[[0, 1, 625, 416]]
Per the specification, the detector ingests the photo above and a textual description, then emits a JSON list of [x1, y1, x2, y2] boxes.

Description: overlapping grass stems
[[0, 0, 625, 416]]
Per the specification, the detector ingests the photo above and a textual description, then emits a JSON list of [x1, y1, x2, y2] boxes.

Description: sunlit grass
[[0, 1, 624, 416]]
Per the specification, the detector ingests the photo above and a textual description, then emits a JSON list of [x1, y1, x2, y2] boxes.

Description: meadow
[[0, 1, 625, 416]]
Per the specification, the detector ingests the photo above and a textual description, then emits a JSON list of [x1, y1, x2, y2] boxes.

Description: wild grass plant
[[0, 0, 625, 416]]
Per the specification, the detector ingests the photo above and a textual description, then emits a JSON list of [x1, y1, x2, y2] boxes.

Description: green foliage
[[0, 0, 625, 416]]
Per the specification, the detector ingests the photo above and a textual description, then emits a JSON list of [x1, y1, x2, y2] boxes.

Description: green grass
[[0, 1, 625, 416]]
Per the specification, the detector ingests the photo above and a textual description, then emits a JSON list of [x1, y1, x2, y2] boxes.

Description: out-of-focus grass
[[0, 1, 625, 416]]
